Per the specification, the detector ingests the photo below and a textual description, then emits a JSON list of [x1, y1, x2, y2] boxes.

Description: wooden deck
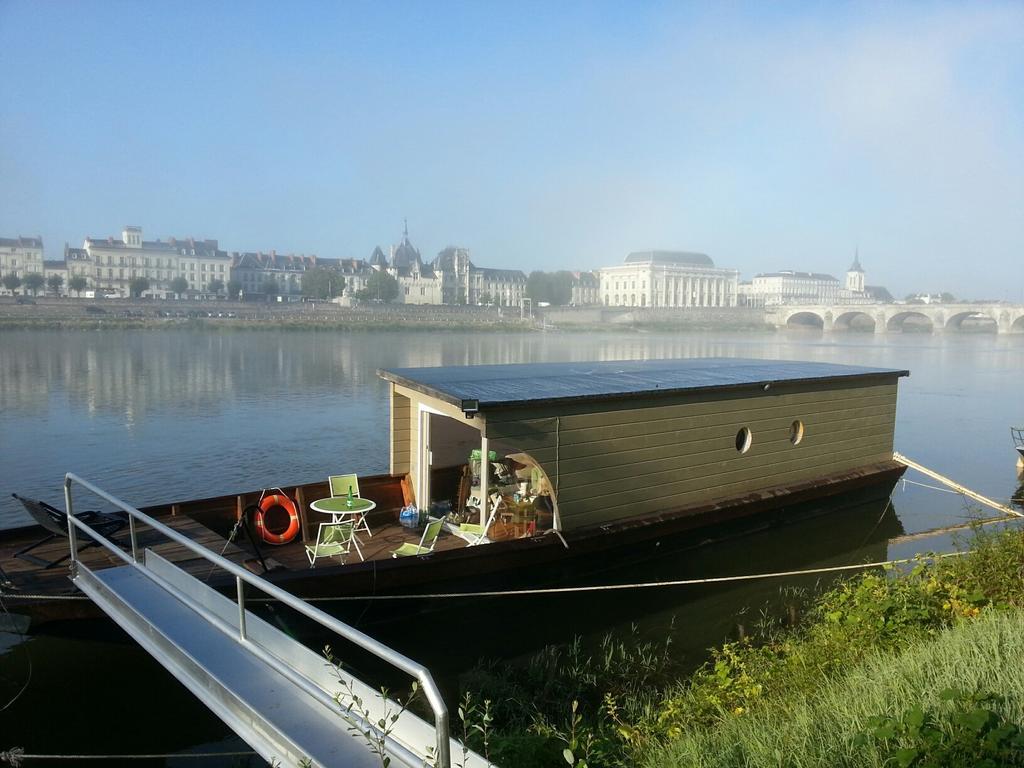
[[266, 520, 471, 570], [0, 513, 290, 596], [0, 511, 487, 595], [0, 485, 537, 608]]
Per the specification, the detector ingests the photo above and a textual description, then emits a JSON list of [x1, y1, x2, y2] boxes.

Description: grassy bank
[[655, 609, 1024, 767], [459, 527, 1024, 767]]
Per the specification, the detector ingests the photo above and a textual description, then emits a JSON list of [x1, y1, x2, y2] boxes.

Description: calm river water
[[1, 328, 1022, 765]]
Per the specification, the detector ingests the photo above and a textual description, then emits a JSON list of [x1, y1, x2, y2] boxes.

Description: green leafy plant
[[454, 691, 494, 767], [855, 689, 1024, 767], [325, 646, 421, 768]]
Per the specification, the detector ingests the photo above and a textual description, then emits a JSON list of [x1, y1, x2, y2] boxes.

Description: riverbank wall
[[0, 298, 536, 331], [0, 298, 772, 332], [539, 305, 771, 331]]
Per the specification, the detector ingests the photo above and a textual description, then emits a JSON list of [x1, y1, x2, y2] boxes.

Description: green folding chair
[[305, 521, 357, 567], [391, 517, 445, 558], [458, 494, 501, 545], [328, 473, 372, 538], [328, 473, 360, 499]]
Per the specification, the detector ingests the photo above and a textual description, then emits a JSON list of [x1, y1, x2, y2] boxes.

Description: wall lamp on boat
[[461, 399, 480, 419]]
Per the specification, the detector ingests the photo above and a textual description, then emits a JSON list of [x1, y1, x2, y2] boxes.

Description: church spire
[[848, 247, 863, 273], [403, 217, 409, 239]]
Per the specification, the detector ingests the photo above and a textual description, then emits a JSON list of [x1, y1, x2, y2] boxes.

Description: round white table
[[309, 496, 376, 524]]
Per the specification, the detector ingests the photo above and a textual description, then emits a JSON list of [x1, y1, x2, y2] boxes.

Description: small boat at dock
[[1, 357, 909, 628]]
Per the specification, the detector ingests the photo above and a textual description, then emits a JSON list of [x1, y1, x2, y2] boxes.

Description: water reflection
[[2, 328, 1022, 531], [2, 327, 1023, 764]]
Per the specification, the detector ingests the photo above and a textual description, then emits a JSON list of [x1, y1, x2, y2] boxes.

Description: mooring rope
[[902, 477, 965, 495], [0, 551, 968, 603], [0, 748, 254, 765], [900, 476, 1015, 503], [274, 550, 970, 601], [894, 452, 1023, 518]]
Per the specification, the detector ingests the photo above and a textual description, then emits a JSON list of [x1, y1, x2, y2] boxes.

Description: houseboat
[[0, 358, 908, 627]]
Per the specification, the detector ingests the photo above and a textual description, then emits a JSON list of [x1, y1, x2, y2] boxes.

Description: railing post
[[236, 576, 247, 641], [129, 516, 139, 562], [63, 475, 79, 568]]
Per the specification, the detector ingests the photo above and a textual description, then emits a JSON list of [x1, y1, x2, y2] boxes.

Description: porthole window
[[735, 427, 752, 454], [790, 420, 805, 445]]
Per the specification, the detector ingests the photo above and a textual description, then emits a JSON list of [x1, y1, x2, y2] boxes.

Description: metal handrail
[[64, 472, 451, 768]]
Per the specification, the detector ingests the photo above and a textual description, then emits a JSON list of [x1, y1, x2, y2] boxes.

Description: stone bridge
[[765, 303, 1024, 334]]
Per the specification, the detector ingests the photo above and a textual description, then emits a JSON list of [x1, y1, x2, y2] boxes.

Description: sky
[[1, 1, 1022, 300]]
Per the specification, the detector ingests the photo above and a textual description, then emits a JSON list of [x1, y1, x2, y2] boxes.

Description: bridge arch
[[1012, 315, 1024, 333], [886, 310, 934, 333], [833, 310, 876, 332], [785, 311, 825, 330], [944, 310, 998, 333]]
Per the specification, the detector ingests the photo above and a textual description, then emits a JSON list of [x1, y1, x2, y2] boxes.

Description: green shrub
[[856, 689, 1024, 768], [463, 528, 1024, 767]]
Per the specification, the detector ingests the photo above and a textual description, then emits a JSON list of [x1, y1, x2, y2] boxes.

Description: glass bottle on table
[[346, 485, 354, 508]]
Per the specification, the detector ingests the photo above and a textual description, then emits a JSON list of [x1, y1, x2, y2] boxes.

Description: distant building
[[83, 226, 231, 298], [472, 267, 526, 307], [64, 246, 93, 291], [740, 271, 842, 307], [846, 252, 865, 293], [334, 258, 373, 297], [739, 254, 877, 307], [600, 251, 739, 308], [43, 260, 68, 295], [383, 226, 444, 305], [433, 246, 474, 305], [360, 224, 527, 306], [569, 271, 600, 306], [0, 236, 44, 293], [230, 252, 335, 300]]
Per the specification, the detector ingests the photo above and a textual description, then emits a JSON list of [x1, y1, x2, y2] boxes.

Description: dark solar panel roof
[[379, 358, 908, 410]]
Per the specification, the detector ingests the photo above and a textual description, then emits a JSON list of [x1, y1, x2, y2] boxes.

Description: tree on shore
[[526, 271, 573, 306], [129, 276, 151, 298], [207, 278, 225, 295], [47, 274, 64, 297], [68, 276, 87, 297], [301, 267, 344, 300], [355, 270, 399, 303], [170, 276, 190, 299], [226, 280, 242, 300], [2, 274, 21, 295], [23, 273, 45, 296], [261, 278, 280, 301]]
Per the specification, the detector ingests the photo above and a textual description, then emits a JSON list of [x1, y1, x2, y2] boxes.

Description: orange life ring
[[254, 493, 300, 545]]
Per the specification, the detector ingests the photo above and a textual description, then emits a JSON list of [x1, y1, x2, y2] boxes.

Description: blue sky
[[1, 1, 1022, 299]]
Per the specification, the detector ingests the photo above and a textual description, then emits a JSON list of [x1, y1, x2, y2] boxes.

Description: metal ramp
[[62, 473, 491, 768]]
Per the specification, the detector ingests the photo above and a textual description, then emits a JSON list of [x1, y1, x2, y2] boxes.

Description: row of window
[[93, 254, 227, 270], [735, 420, 805, 454]]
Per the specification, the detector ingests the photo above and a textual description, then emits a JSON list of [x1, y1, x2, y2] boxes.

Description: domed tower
[[392, 218, 422, 271], [846, 250, 865, 293]]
